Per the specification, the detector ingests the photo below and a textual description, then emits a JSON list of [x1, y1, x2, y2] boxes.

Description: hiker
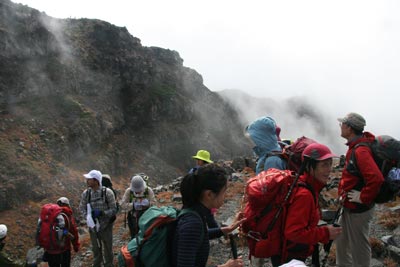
[[56, 197, 80, 266], [279, 143, 342, 266], [172, 163, 244, 267], [0, 224, 25, 267], [79, 169, 117, 267], [248, 143, 342, 267], [245, 116, 286, 174], [39, 197, 80, 267], [335, 112, 384, 267], [189, 150, 213, 174], [120, 175, 155, 239], [188, 149, 222, 229]]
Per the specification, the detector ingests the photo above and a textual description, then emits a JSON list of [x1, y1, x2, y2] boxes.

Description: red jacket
[[338, 132, 384, 210], [60, 206, 80, 252], [284, 173, 330, 260]]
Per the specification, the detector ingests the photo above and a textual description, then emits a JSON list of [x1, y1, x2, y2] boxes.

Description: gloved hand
[[63, 229, 69, 236], [348, 190, 362, 203], [92, 209, 103, 219]]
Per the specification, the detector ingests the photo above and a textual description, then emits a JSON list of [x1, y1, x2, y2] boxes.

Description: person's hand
[[221, 212, 247, 234], [73, 244, 80, 252], [220, 257, 243, 267], [91, 209, 103, 219], [62, 229, 68, 236], [347, 190, 362, 203], [326, 224, 342, 240]]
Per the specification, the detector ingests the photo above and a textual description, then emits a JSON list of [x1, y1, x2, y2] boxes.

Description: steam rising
[[218, 90, 345, 155]]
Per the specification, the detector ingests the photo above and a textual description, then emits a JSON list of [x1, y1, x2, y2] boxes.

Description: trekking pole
[[321, 197, 344, 267], [95, 223, 105, 266], [229, 234, 238, 259]]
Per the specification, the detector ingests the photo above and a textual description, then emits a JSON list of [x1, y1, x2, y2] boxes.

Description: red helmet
[[302, 143, 337, 161]]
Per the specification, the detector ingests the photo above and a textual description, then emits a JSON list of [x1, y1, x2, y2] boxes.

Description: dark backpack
[[102, 175, 120, 212], [37, 203, 69, 253], [118, 206, 204, 267], [346, 135, 400, 203], [241, 168, 314, 262], [282, 136, 317, 173]]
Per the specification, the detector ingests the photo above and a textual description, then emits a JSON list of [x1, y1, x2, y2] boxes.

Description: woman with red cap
[[272, 143, 342, 266]]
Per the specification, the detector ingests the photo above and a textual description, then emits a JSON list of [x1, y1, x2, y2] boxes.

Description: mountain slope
[[0, 0, 253, 235]]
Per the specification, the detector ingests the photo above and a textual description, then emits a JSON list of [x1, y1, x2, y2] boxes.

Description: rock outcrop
[[0, 0, 252, 212]]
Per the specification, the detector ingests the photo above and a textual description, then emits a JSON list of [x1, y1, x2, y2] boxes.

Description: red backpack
[[241, 168, 313, 261], [37, 203, 69, 253], [283, 136, 316, 173]]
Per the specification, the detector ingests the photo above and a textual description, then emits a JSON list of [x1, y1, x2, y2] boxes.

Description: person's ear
[[202, 190, 214, 201]]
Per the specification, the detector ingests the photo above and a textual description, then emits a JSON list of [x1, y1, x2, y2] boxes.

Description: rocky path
[[69, 173, 399, 267]]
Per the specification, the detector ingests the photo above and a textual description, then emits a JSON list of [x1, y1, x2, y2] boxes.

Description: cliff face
[[0, 0, 252, 212]]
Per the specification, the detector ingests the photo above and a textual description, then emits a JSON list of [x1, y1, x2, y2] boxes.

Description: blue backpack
[[118, 206, 204, 267]]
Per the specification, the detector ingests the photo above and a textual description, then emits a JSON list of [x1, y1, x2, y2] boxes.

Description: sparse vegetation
[[377, 210, 400, 230], [383, 257, 398, 267], [150, 83, 176, 98], [369, 237, 385, 258]]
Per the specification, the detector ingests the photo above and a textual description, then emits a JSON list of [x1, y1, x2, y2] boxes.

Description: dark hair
[[303, 157, 317, 174], [180, 163, 228, 208]]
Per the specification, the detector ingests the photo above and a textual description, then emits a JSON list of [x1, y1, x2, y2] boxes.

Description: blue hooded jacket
[[246, 116, 286, 174]]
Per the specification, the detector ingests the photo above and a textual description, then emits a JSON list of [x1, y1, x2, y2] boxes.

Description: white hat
[[84, 170, 102, 185], [57, 197, 70, 206], [0, 224, 7, 239], [131, 175, 146, 192]]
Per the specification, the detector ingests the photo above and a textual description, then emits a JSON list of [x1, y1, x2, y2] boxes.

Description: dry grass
[[327, 244, 336, 265], [377, 210, 400, 230], [383, 257, 398, 267], [369, 237, 385, 258]]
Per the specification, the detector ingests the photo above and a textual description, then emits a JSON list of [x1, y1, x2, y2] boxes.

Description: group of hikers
[[243, 112, 385, 267], [0, 111, 388, 267]]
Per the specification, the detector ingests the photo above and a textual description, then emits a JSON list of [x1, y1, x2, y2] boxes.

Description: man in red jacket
[[336, 112, 384, 267], [55, 197, 80, 267]]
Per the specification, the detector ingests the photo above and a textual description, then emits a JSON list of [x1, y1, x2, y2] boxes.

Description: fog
[[13, 0, 400, 155]]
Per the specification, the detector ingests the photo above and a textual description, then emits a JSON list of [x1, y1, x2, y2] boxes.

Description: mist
[[12, 0, 400, 155], [219, 90, 351, 156]]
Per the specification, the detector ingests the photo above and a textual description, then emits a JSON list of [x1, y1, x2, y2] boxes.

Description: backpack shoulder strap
[[348, 142, 371, 178], [60, 212, 71, 229], [102, 187, 108, 206], [86, 188, 92, 203]]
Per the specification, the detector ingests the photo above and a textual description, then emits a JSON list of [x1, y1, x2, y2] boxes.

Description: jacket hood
[[246, 116, 281, 156], [347, 131, 375, 149]]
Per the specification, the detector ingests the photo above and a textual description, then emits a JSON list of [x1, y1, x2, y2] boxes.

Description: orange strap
[[120, 245, 135, 267]]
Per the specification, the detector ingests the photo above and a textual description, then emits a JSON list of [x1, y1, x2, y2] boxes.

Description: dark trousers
[[44, 250, 71, 267], [127, 210, 145, 239]]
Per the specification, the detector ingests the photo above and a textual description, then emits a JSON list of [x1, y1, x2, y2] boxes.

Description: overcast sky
[[12, 0, 400, 148]]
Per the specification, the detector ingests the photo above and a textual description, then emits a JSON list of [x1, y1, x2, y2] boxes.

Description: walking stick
[[229, 234, 238, 259], [95, 220, 105, 266]]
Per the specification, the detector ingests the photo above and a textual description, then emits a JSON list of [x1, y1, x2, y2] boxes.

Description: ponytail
[[180, 164, 228, 208]]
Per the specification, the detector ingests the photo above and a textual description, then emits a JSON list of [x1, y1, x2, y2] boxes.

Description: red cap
[[302, 143, 337, 161]]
